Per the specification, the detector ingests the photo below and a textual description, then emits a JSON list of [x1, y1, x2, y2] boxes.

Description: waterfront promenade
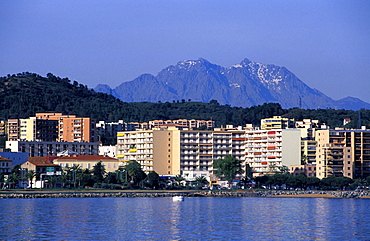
[[1, 189, 369, 199]]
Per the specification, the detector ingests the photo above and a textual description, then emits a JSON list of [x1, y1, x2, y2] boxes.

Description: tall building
[[7, 119, 19, 141], [18, 117, 58, 142], [117, 127, 246, 176], [96, 120, 125, 138], [116, 129, 154, 173], [315, 128, 370, 179], [36, 113, 97, 142], [244, 129, 301, 177]]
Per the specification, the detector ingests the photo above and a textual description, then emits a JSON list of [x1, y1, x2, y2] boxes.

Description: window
[[348, 167, 350, 170]]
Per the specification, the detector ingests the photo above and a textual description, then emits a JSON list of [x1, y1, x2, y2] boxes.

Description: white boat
[[172, 196, 184, 202]]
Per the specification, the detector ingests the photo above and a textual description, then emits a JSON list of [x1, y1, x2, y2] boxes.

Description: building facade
[[6, 141, 100, 157], [260, 116, 295, 130], [36, 113, 97, 142], [53, 155, 120, 173], [0, 156, 12, 174], [116, 126, 301, 178], [315, 128, 370, 179], [244, 129, 301, 177]]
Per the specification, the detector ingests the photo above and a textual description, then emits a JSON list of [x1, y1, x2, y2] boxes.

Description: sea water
[[1, 197, 370, 240]]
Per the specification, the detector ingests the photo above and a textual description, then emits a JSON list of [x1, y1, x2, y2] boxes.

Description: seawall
[[0, 190, 369, 199]]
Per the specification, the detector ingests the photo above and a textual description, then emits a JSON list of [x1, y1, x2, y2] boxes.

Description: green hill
[[0, 72, 369, 128]]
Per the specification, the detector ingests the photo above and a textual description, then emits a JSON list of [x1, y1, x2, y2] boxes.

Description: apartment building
[[36, 113, 97, 142], [315, 128, 370, 179], [7, 119, 19, 141], [96, 120, 125, 137], [260, 116, 295, 130], [116, 127, 245, 177], [301, 139, 317, 165], [244, 129, 301, 177], [18, 117, 58, 141], [116, 130, 154, 173], [6, 141, 100, 157]]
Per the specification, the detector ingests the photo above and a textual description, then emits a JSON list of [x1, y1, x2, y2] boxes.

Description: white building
[[244, 129, 301, 177]]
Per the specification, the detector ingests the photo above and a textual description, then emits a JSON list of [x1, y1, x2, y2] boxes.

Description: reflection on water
[[1, 197, 370, 240]]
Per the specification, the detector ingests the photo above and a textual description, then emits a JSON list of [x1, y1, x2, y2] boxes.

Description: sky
[[1, 0, 369, 103]]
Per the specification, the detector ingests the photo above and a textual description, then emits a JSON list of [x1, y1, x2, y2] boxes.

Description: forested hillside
[[1, 73, 369, 128]]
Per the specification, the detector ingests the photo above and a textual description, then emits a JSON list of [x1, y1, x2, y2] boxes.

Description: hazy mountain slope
[[94, 58, 370, 110]]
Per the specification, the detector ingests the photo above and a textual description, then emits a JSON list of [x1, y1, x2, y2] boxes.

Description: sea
[[1, 197, 369, 240]]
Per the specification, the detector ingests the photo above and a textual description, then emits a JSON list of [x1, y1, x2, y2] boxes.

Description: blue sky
[[1, 0, 369, 103]]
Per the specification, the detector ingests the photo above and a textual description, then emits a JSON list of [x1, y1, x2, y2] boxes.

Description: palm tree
[[8, 173, 20, 189], [25, 170, 36, 189], [174, 175, 185, 187], [195, 176, 209, 188], [47, 175, 58, 189]]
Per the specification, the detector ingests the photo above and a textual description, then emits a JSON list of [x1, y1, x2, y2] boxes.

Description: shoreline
[[1, 190, 370, 199]]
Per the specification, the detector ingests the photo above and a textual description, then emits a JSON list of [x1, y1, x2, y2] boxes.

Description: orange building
[[36, 113, 97, 142]]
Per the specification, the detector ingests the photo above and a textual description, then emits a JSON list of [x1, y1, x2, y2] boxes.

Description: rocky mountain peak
[[94, 58, 370, 110]]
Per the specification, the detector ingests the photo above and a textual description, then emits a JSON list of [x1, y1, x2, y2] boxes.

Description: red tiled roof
[[0, 156, 12, 162], [27, 157, 60, 167]]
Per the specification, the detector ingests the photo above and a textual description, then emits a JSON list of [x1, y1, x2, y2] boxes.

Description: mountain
[[1, 72, 370, 130], [95, 58, 370, 110]]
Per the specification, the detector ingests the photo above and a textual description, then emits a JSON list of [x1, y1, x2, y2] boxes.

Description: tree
[[195, 176, 209, 189], [47, 175, 58, 189], [93, 161, 106, 182], [25, 170, 36, 189], [145, 171, 160, 189], [278, 165, 289, 174], [245, 164, 253, 179], [173, 175, 185, 187], [8, 173, 21, 189], [66, 165, 82, 188], [124, 161, 146, 188], [213, 155, 242, 183]]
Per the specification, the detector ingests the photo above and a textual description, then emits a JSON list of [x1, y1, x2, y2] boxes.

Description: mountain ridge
[[94, 58, 369, 110]]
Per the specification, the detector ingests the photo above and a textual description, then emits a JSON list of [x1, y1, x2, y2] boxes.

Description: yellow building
[[116, 127, 245, 176], [116, 130, 154, 173], [53, 155, 120, 173], [260, 116, 295, 130], [301, 139, 317, 165]]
